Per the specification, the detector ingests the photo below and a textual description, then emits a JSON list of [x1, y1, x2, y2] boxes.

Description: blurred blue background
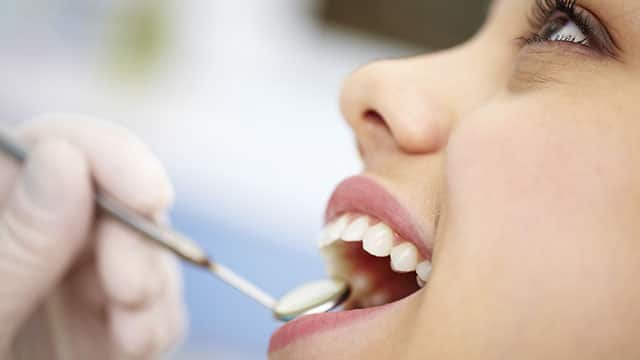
[[0, 0, 426, 358]]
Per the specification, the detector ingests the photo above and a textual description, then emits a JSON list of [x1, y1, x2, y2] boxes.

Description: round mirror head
[[273, 278, 351, 322]]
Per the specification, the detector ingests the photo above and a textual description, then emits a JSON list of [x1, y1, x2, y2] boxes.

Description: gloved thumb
[[0, 139, 93, 350]]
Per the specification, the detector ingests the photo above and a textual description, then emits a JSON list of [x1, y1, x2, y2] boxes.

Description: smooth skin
[[272, 0, 640, 359]]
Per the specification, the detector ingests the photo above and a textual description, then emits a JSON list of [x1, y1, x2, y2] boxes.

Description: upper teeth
[[363, 223, 394, 257], [342, 216, 370, 242], [390, 242, 419, 272], [416, 260, 432, 281], [319, 214, 350, 247], [319, 213, 432, 287]]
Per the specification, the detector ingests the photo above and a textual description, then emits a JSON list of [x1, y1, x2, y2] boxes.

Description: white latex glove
[[0, 116, 186, 360]]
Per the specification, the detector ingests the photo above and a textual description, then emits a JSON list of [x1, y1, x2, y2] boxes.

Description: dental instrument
[[0, 129, 350, 322]]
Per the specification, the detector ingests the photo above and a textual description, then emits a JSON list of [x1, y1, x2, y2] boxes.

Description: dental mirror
[[273, 278, 350, 321], [0, 129, 351, 322]]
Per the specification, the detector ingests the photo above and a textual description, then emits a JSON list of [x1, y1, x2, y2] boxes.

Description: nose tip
[[340, 60, 453, 154]]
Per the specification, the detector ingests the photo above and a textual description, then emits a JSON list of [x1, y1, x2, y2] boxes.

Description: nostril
[[363, 110, 390, 132]]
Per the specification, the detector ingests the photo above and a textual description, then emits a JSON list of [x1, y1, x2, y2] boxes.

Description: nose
[[340, 58, 455, 155]]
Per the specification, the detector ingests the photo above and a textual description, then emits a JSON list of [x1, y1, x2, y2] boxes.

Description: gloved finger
[[0, 139, 93, 342], [18, 115, 174, 215], [109, 251, 186, 358], [21, 116, 178, 309], [110, 304, 161, 359], [65, 255, 107, 314], [156, 251, 187, 351], [96, 216, 165, 307]]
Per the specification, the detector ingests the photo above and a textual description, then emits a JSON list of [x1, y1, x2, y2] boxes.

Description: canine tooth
[[416, 261, 432, 282], [363, 223, 394, 257], [390, 242, 419, 272], [341, 216, 370, 242], [319, 215, 350, 247]]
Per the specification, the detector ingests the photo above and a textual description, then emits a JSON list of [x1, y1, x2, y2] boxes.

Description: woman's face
[[270, 0, 640, 358]]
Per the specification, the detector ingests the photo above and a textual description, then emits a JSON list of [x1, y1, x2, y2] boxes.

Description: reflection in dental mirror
[[273, 278, 351, 322]]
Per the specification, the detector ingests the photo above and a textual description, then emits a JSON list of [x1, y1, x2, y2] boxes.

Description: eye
[[519, 0, 618, 57], [542, 16, 588, 46]]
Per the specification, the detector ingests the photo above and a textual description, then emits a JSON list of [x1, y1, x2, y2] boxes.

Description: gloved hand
[[0, 116, 186, 359]]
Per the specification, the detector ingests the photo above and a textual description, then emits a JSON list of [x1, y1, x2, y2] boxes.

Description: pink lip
[[269, 291, 419, 354], [268, 303, 386, 353], [325, 175, 433, 259], [268, 176, 434, 353]]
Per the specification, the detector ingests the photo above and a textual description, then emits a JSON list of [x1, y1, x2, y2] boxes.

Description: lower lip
[[268, 292, 418, 354], [268, 306, 386, 354]]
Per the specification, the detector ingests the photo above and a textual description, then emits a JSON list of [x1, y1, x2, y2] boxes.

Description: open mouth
[[269, 175, 437, 353], [319, 213, 432, 309], [320, 175, 434, 309]]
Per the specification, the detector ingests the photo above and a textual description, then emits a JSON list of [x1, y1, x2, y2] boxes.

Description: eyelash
[[519, 0, 618, 57]]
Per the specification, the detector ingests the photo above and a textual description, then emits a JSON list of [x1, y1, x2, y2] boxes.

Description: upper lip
[[325, 175, 433, 260]]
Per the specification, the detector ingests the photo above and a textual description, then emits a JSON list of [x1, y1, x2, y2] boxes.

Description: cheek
[[446, 103, 640, 232], [442, 101, 640, 305], [431, 103, 640, 347], [443, 99, 640, 293]]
